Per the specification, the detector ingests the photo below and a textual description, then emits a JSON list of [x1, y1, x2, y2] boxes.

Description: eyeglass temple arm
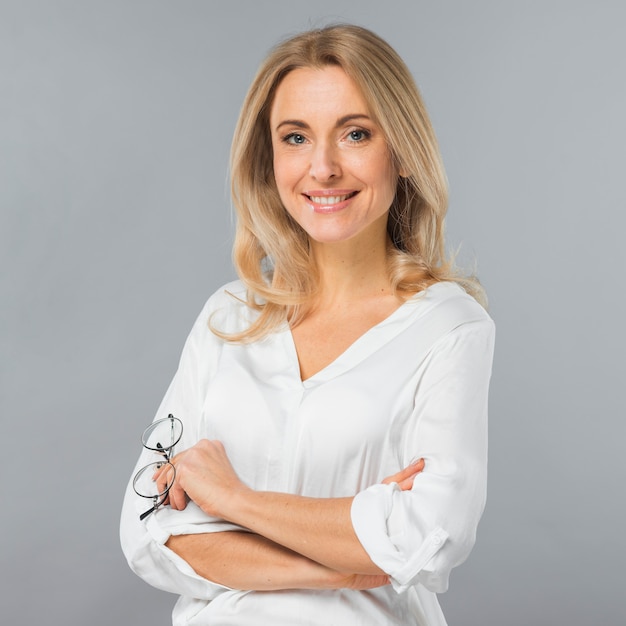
[[139, 494, 168, 521]]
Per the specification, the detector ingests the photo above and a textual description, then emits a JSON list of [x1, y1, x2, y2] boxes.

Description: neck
[[309, 230, 393, 306]]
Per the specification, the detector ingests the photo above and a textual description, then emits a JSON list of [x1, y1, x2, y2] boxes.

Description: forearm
[[167, 442, 423, 577], [221, 491, 383, 575], [165, 530, 385, 590]]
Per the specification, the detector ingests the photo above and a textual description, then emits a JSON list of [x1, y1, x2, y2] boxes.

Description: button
[[432, 535, 443, 546]]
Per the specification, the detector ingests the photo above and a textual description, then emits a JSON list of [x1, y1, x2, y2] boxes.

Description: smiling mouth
[[305, 191, 358, 205]]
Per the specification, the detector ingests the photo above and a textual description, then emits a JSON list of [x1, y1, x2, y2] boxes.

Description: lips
[[304, 190, 358, 205]]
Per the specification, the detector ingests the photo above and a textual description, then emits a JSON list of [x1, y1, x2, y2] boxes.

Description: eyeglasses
[[132, 414, 183, 521]]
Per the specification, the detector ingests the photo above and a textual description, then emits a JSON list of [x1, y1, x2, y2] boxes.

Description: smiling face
[[269, 65, 398, 248]]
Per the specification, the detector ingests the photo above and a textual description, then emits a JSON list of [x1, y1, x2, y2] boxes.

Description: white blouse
[[120, 280, 495, 626]]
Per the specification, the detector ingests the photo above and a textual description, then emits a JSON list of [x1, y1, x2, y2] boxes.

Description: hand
[[381, 458, 425, 490], [330, 570, 391, 590], [155, 439, 248, 516]]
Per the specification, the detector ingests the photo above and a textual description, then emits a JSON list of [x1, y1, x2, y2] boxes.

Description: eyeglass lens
[[133, 414, 183, 520], [141, 414, 183, 456]]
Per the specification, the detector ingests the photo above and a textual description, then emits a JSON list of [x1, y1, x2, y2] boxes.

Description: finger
[[170, 491, 189, 511], [406, 457, 425, 473], [381, 458, 425, 485], [397, 476, 416, 491], [152, 463, 186, 510], [153, 467, 168, 493], [168, 481, 189, 511], [396, 459, 426, 490], [344, 573, 391, 590]]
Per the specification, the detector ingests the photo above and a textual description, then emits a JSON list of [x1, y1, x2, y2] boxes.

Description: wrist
[[215, 482, 255, 524]]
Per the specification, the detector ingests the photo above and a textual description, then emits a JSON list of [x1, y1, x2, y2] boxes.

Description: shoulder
[[196, 279, 257, 336], [412, 281, 493, 328], [404, 283, 495, 376], [400, 281, 495, 359], [202, 279, 248, 311]]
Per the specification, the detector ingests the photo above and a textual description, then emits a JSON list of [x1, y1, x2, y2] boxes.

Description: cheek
[[272, 153, 298, 198], [359, 157, 397, 203], [378, 154, 399, 202], [350, 146, 395, 180]]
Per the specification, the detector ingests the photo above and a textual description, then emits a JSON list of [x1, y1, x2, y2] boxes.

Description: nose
[[309, 142, 340, 182]]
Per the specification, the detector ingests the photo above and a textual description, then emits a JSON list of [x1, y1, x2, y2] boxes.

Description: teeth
[[308, 193, 353, 205]]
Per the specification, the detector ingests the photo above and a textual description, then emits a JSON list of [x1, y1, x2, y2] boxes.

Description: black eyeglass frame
[[132, 414, 183, 521]]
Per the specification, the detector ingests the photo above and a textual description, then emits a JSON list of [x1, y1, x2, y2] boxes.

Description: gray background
[[1, 1, 624, 624]]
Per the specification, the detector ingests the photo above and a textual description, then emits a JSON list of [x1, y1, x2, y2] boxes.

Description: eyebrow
[[274, 113, 372, 133]]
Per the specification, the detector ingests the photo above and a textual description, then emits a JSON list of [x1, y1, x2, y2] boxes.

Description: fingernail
[[410, 457, 424, 466]]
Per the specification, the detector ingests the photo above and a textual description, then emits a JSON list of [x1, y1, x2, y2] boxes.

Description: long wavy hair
[[219, 24, 485, 342]]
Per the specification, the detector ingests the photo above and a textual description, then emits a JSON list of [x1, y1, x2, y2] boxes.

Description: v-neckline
[[280, 289, 430, 387]]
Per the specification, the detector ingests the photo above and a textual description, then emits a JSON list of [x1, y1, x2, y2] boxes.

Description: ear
[[396, 160, 409, 178]]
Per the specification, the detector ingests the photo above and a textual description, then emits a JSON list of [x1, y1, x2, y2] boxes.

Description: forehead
[[269, 65, 371, 124]]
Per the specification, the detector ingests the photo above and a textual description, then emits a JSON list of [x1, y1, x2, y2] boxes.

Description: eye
[[347, 129, 371, 142], [284, 133, 306, 145]]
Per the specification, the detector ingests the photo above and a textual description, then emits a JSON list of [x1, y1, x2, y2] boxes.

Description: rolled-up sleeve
[[119, 285, 246, 599], [351, 318, 495, 594], [120, 487, 240, 599]]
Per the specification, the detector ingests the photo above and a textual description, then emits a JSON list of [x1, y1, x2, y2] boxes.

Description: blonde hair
[[222, 24, 485, 342]]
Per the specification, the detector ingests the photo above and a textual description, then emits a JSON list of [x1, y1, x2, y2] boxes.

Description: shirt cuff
[[140, 500, 241, 595], [351, 483, 449, 593]]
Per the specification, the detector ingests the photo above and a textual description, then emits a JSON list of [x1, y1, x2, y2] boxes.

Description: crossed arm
[[160, 441, 423, 591]]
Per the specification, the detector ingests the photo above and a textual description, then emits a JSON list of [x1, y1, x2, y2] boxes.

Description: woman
[[120, 24, 495, 625]]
